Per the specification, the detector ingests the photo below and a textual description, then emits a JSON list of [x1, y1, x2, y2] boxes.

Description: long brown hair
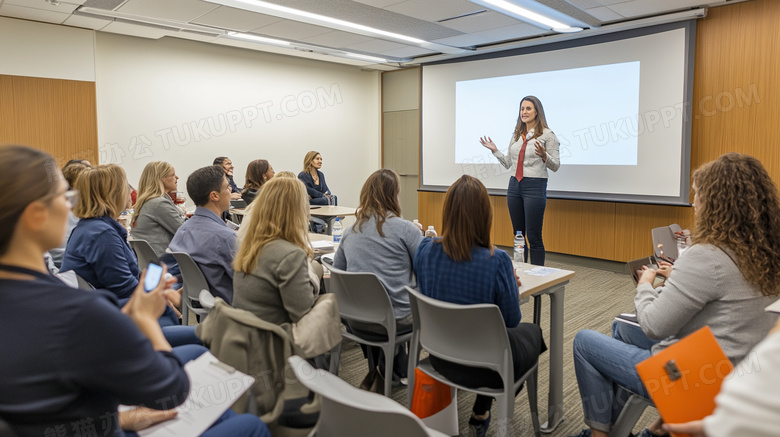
[[302, 151, 321, 174], [0, 145, 61, 256], [512, 96, 551, 142], [233, 177, 312, 273], [354, 169, 402, 237], [692, 153, 780, 296], [439, 175, 493, 262], [243, 159, 270, 193]]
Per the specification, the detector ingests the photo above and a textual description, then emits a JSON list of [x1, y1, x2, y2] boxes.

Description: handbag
[[291, 293, 342, 358], [410, 368, 453, 419]]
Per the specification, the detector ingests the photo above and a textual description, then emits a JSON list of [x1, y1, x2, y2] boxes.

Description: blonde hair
[[132, 161, 173, 226], [234, 177, 312, 273], [275, 171, 297, 179], [302, 151, 321, 173], [73, 164, 129, 220]]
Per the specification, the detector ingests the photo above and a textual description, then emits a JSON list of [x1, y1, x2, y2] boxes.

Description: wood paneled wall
[[0, 75, 98, 167], [419, 0, 780, 262]]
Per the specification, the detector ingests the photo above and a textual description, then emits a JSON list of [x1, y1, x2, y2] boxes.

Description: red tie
[[515, 135, 530, 182]]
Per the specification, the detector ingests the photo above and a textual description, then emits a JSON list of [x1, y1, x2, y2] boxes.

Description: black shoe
[[359, 367, 377, 391], [468, 412, 490, 437]]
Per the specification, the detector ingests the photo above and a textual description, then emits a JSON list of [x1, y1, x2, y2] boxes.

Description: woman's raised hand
[[479, 136, 498, 153], [533, 139, 547, 161]]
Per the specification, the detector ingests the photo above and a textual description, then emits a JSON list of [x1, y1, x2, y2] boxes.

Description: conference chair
[[326, 265, 413, 397], [406, 286, 541, 437], [170, 252, 215, 325], [288, 355, 448, 437], [610, 392, 655, 437], [128, 239, 160, 268], [651, 226, 678, 261]]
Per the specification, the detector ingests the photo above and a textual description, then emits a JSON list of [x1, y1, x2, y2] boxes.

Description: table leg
[[533, 295, 542, 325], [540, 286, 565, 433]]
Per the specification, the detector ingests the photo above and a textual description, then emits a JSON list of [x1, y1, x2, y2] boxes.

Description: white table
[[515, 263, 575, 433], [310, 205, 356, 235]]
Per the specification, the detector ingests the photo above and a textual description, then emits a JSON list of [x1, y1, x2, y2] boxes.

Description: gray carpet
[[330, 254, 660, 437]]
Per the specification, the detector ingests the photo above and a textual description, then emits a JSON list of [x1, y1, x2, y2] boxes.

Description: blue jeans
[[163, 325, 202, 347], [572, 321, 659, 433], [506, 177, 547, 265]]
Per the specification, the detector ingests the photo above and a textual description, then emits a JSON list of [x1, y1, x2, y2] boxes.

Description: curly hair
[[692, 153, 780, 296]]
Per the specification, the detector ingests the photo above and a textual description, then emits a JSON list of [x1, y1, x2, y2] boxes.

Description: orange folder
[[635, 326, 732, 437]]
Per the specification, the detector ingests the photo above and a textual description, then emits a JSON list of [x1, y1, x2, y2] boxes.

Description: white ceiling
[[0, 0, 749, 70]]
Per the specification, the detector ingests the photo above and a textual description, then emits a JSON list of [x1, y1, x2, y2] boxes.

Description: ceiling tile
[[299, 30, 373, 48], [608, 0, 707, 17], [598, 0, 632, 5], [116, 0, 219, 22], [353, 0, 406, 7], [585, 6, 623, 21], [384, 0, 483, 23], [343, 38, 410, 53], [100, 20, 173, 39], [170, 31, 219, 43], [566, 0, 603, 8], [432, 22, 544, 47], [63, 13, 113, 30], [439, 11, 522, 34], [0, 4, 70, 24], [379, 45, 437, 58], [191, 5, 281, 32], [3, 0, 81, 14], [253, 19, 332, 40]]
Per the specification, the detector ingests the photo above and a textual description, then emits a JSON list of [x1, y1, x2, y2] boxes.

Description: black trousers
[[429, 322, 547, 415]]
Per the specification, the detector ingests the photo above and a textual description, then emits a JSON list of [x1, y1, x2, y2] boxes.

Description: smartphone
[[144, 263, 164, 292]]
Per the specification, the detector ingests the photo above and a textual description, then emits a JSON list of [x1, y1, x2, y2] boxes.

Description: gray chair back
[[170, 252, 215, 325], [288, 356, 447, 437], [128, 239, 160, 269]]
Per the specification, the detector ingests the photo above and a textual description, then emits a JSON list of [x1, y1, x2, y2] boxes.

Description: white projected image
[[455, 61, 641, 166]]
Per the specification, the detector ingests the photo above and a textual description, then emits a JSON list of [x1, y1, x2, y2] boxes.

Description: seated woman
[[570, 153, 780, 437], [413, 175, 547, 437], [333, 169, 423, 389], [232, 177, 321, 326], [130, 161, 185, 258], [0, 145, 268, 437], [61, 165, 180, 327], [242, 159, 274, 205], [298, 151, 334, 206]]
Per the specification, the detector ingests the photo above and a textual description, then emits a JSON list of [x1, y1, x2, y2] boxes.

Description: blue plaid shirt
[[413, 238, 521, 327]]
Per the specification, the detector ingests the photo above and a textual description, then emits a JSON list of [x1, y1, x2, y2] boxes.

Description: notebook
[[635, 326, 732, 437]]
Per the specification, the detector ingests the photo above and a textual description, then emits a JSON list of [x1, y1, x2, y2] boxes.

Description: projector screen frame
[[419, 20, 696, 206]]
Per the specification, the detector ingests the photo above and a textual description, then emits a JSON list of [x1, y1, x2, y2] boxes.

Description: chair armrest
[[199, 290, 215, 309]]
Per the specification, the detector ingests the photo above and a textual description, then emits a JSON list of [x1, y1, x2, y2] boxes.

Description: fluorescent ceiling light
[[470, 0, 583, 33], [344, 53, 388, 63], [203, 0, 469, 54], [226, 31, 290, 46]]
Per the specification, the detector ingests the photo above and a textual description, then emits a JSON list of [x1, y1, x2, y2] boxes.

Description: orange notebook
[[635, 326, 732, 437]]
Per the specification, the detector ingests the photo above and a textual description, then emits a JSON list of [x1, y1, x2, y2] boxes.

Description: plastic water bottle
[[513, 231, 525, 263], [332, 218, 343, 243], [413, 219, 424, 232], [425, 226, 438, 238]]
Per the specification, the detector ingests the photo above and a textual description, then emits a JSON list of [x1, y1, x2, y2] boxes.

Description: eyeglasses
[[64, 190, 79, 209]]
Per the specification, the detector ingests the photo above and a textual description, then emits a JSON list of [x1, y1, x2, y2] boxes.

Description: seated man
[[169, 165, 237, 303]]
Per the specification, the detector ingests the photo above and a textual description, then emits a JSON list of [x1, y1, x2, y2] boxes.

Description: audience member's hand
[[663, 420, 705, 437], [655, 261, 673, 278], [123, 267, 168, 324], [514, 269, 522, 287], [119, 407, 177, 431], [770, 317, 780, 335], [638, 266, 657, 285], [164, 288, 182, 310], [479, 136, 498, 153], [230, 192, 242, 200]]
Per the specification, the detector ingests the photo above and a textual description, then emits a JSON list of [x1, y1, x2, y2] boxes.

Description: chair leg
[[494, 394, 514, 437], [182, 303, 189, 326], [527, 369, 541, 437], [407, 333, 420, 408], [383, 344, 394, 396], [329, 343, 341, 375], [611, 394, 653, 437]]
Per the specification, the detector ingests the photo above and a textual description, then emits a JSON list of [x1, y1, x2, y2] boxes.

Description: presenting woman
[[413, 175, 547, 437], [130, 161, 185, 258], [480, 95, 559, 265], [0, 145, 268, 437], [569, 153, 780, 437], [242, 159, 274, 205]]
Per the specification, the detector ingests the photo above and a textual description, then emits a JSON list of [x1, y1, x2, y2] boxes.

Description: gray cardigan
[[635, 244, 778, 363], [129, 195, 185, 257], [232, 239, 316, 326], [492, 127, 560, 178], [333, 215, 423, 319]]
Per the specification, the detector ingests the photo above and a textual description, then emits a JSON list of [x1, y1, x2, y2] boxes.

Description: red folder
[[635, 326, 732, 437]]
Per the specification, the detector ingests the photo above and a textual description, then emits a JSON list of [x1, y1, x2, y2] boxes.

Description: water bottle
[[413, 219, 424, 232], [332, 218, 343, 243], [425, 226, 438, 238], [513, 231, 525, 263]]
